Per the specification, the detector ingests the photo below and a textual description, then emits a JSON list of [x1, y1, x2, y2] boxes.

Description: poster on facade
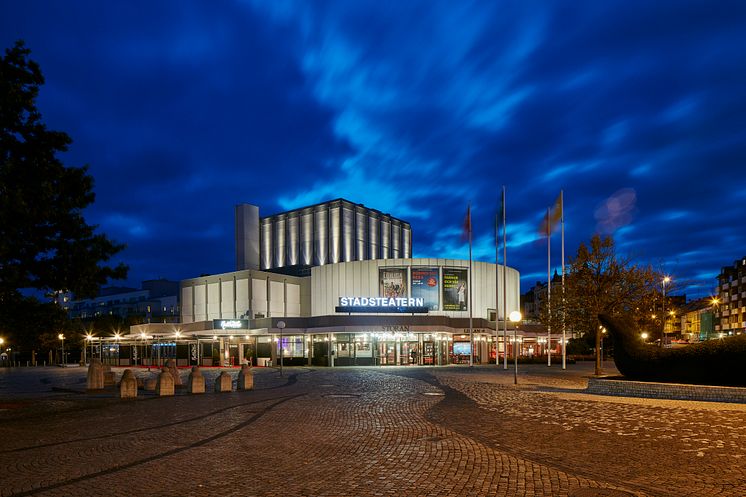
[[379, 268, 408, 298], [411, 267, 439, 310], [442, 268, 468, 311]]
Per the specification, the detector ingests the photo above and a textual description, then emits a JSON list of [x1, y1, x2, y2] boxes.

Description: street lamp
[[58, 333, 65, 366], [661, 276, 671, 348], [641, 332, 649, 341], [86, 334, 94, 364], [509, 311, 522, 385], [277, 321, 286, 376]]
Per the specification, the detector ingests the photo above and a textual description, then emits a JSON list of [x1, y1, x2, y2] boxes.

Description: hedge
[[598, 313, 746, 386]]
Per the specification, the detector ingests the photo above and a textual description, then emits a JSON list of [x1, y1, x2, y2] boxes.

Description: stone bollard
[[103, 364, 116, 387], [144, 377, 157, 391], [156, 367, 175, 396], [119, 369, 138, 399], [166, 359, 182, 387], [237, 364, 254, 391], [214, 371, 232, 393], [86, 358, 104, 390], [188, 366, 205, 394]]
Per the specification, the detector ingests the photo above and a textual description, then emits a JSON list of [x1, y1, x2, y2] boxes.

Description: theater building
[[112, 199, 524, 367]]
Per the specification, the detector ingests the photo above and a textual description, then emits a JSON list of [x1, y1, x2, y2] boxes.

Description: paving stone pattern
[[0, 364, 743, 496]]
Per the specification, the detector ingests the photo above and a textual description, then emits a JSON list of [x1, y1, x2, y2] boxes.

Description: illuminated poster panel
[[411, 267, 439, 310], [379, 268, 408, 298], [442, 268, 468, 311]]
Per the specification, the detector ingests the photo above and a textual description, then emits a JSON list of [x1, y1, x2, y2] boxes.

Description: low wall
[[586, 377, 746, 404]]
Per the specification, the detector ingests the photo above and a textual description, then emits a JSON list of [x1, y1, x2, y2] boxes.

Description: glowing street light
[[86, 334, 94, 363], [277, 321, 286, 376], [661, 276, 671, 348], [509, 311, 522, 385], [58, 333, 65, 366], [641, 332, 649, 341]]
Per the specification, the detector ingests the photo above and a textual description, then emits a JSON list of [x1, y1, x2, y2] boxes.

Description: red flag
[[461, 204, 471, 242], [538, 193, 562, 236]]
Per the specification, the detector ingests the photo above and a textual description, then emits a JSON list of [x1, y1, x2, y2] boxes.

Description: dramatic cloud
[[2, 0, 745, 298]]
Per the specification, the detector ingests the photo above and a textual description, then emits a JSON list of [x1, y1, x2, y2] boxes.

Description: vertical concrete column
[[233, 275, 237, 318], [329, 332, 334, 367], [266, 276, 270, 318]]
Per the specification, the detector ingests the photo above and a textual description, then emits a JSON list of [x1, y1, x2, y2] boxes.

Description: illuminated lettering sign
[[336, 297, 428, 314], [213, 319, 249, 330], [339, 297, 425, 307]]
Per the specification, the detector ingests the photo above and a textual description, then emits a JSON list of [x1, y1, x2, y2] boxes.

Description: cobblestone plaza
[[0, 363, 744, 497]]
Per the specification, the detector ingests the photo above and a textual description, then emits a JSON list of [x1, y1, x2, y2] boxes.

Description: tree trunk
[[595, 322, 602, 375]]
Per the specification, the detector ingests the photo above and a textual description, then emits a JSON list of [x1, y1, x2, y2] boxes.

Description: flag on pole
[[538, 193, 562, 236], [461, 204, 472, 242]]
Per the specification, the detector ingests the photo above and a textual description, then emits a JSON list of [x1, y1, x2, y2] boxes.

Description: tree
[[0, 41, 127, 350], [549, 234, 662, 375]]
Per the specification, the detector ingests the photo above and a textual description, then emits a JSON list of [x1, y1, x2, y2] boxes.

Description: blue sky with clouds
[[2, 1, 745, 297]]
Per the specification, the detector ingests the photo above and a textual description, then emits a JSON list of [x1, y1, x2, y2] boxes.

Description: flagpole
[[495, 209, 499, 367], [547, 207, 552, 367], [561, 190, 566, 370], [468, 202, 474, 367], [502, 186, 508, 370]]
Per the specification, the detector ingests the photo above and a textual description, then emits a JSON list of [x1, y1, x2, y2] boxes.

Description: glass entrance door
[[378, 341, 397, 365]]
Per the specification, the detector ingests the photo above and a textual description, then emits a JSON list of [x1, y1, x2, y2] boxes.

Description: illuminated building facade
[[715, 256, 746, 335], [113, 200, 548, 368], [237, 199, 412, 276]]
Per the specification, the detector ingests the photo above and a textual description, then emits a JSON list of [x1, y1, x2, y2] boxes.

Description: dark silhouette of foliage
[[599, 314, 746, 386], [1, 41, 127, 350]]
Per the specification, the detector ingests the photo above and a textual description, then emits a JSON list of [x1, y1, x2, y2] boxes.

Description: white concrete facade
[[311, 258, 520, 320]]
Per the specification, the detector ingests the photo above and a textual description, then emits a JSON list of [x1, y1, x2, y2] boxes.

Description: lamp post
[[710, 297, 720, 340], [661, 276, 671, 348], [509, 311, 522, 385], [113, 332, 121, 366], [58, 334, 65, 366], [86, 334, 94, 365], [277, 321, 286, 376]]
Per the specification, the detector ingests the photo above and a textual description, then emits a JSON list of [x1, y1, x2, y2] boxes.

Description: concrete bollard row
[[88, 364, 254, 398]]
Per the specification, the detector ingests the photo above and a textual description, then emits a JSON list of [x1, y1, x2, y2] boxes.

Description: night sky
[[2, 1, 745, 299]]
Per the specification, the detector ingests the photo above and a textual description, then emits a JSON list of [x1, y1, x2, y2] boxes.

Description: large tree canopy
[[0, 41, 127, 345], [540, 234, 662, 375]]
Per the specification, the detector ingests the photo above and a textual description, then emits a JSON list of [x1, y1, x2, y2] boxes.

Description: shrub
[[599, 314, 746, 386]]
